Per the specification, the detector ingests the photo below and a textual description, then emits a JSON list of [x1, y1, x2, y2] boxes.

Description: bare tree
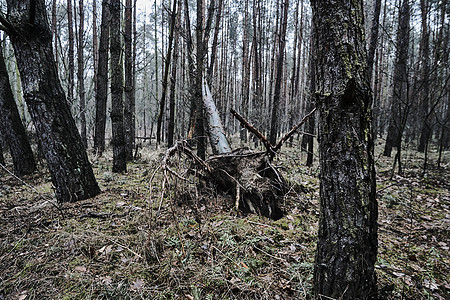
[[1, 0, 100, 202]]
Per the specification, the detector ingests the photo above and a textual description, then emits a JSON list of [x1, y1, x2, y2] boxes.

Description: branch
[[0, 12, 16, 34], [273, 107, 317, 152], [230, 108, 272, 152]]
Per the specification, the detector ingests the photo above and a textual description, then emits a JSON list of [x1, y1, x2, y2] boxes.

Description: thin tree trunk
[[110, 0, 126, 173], [0, 43, 36, 176], [418, 0, 431, 153], [67, 0, 75, 106], [77, 0, 86, 147], [311, 0, 378, 298], [168, 0, 181, 147], [367, 0, 382, 81], [3, 0, 100, 202], [94, 0, 110, 155], [156, 0, 177, 145], [52, 0, 58, 66], [269, 0, 289, 145], [124, 0, 134, 160], [240, 0, 250, 143]]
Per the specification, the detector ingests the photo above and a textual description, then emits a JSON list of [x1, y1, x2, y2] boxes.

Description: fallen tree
[[153, 81, 315, 220]]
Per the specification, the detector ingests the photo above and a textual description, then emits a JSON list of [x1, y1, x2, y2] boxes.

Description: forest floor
[[0, 139, 449, 300]]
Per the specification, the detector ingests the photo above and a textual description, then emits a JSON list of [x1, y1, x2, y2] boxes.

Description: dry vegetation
[[0, 139, 449, 299]]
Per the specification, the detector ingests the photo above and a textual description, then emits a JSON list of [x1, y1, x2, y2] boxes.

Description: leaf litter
[[0, 143, 448, 299]]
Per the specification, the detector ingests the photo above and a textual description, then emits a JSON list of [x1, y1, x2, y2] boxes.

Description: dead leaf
[[17, 291, 27, 300], [100, 275, 112, 285], [230, 277, 241, 284], [74, 266, 87, 272], [288, 223, 294, 231], [185, 295, 194, 300], [116, 201, 126, 207], [130, 278, 145, 291], [423, 279, 439, 291], [98, 245, 113, 255]]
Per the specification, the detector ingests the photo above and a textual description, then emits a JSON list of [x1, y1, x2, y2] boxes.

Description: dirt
[[0, 143, 449, 299]]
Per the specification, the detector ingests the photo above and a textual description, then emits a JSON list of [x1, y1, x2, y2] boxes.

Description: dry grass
[[0, 140, 449, 299]]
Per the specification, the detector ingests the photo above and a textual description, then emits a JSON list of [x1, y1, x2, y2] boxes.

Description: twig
[[0, 163, 64, 217]]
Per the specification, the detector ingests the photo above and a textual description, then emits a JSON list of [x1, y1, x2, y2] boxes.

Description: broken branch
[[230, 108, 272, 152]]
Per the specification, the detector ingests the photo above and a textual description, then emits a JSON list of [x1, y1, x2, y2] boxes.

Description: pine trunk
[[110, 0, 127, 173], [0, 43, 36, 176], [94, 0, 110, 155], [67, 0, 75, 106], [124, 0, 134, 160], [311, 0, 378, 298], [77, 0, 86, 147], [5, 0, 100, 202]]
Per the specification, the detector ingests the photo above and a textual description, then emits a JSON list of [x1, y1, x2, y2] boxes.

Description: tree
[[77, 0, 87, 147], [124, 0, 135, 160], [1, 0, 100, 202], [93, 0, 110, 155], [0, 42, 36, 176], [383, 0, 410, 177], [311, 0, 378, 298], [110, 0, 126, 173], [67, 0, 75, 106], [269, 0, 289, 146]]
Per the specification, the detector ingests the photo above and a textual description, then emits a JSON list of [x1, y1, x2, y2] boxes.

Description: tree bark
[[269, 0, 289, 146], [4, 0, 100, 202], [0, 43, 36, 176], [94, 0, 110, 155], [77, 0, 86, 147], [124, 0, 134, 160], [383, 0, 410, 159], [156, 0, 177, 145], [67, 0, 75, 106], [110, 0, 126, 173], [311, 0, 378, 299], [168, 0, 182, 148]]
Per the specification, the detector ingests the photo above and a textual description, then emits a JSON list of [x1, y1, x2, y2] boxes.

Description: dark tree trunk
[[124, 0, 134, 160], [0, 43, 36, 176], [383, 0, 410, 158], [367, 0, 382, 81], [94, 0, 110, 155], [157, 0, 177, 145], [4, 0, 100, 202], [67, 0, 75, 106], [311, 0, 378, 299], [51, 0, 58, 66], [77, 0, 86, 147], [269, 0, 289, 146], [110, 0, 126, 173], [168, 0, 181, 148], [301, 37, 316, 167], [417, 0, 431, 153], [240, 0, 250, 143]]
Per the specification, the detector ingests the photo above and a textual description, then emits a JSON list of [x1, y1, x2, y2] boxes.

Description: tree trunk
[[0, 43, 36, 176], [4, 0, 100, 202], [311, 0, 378, 298], [269, 0, 289, 146], [94, 0, 110, 155], [110, 0, 126, 173], [417, 0, 431, 153], [157, 0, 177, 145], [51, 0, 58, 66], [383, 0, 410, 158], [77, 0, 86, 147], [168, 0, 182, 148], [203, 80, 231, 154], [240, 0, 250, 144], [367, 0, 382, 81], [124, 0, 134, 160], [67, 0, 75, 106]]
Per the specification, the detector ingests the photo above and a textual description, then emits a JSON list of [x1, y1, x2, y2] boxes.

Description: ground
[[0, 139, 449, 299]]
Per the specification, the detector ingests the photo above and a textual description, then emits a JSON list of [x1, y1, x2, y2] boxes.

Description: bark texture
[[124, 0, 135, 159], [0, 43, 36, 176], [94, 0, 110, 155], [5, 0, 100, 202], [311, 0, 378, 299], [110, 0, 126, 173]]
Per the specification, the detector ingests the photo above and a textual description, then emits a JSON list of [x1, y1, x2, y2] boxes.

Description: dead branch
[[230, 109, 273, 152], [273, 107, 317, 152]]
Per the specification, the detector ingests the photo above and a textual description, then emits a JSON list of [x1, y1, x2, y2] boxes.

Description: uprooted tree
[[155, 80, 315, 220]]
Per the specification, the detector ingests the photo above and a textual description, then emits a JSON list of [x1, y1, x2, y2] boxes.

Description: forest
[[0, 0, 448, 299]]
